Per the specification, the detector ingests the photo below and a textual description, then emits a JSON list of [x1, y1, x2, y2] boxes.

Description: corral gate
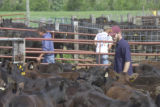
[[0, 38, 25, 64]]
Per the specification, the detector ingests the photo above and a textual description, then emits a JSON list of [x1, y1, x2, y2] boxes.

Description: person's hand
[[36, 57, 41, 62]]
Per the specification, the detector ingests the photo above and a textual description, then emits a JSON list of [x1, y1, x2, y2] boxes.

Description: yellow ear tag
[[21, 72, 26, 76], [19, 65, 22, 69], [130, 79, 134, 82]]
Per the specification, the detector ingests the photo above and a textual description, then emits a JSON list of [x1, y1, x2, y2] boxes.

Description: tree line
[[0, 0, 159, 11]]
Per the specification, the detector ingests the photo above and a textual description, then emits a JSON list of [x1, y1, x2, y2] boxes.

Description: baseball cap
[[103, 25, 111, 30], [109, 25, 121, 36]]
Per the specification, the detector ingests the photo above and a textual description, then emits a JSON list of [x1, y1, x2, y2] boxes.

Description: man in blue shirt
[[37, 27, 55, 63], [110, 26, 133, 75]]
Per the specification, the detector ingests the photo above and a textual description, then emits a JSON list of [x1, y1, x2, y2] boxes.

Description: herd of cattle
[[0, 60, 160, 107]]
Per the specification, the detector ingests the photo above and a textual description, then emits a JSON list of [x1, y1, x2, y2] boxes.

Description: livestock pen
[[0, 13, 160, 66], [0, 27, 160, 67], [0, 13, 160, 107]]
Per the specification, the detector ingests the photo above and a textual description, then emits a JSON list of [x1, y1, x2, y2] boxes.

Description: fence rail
[[0, 36, 160, 65]]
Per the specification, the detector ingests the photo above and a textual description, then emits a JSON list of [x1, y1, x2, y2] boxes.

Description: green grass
[[30, 11, 149, 19], [0, 10, 151, 19]]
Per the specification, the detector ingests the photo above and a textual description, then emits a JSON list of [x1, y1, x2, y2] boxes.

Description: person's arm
[[123, 61, 130, 73], [108, 44, 112, 51], [123, 43, 132, 73], [37, 53, 44, 62], [37, 40, 48, 62], [94, 35, 97, 46], [108, 36, 113, 51]]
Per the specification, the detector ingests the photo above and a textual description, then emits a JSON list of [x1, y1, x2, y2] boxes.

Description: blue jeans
[[96, 55, 109, 64], [43, 54, 55, 63]]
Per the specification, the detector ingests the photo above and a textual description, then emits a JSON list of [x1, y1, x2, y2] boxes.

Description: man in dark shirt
[[37, 27, 55, 63], [110, 26, 133, 75]]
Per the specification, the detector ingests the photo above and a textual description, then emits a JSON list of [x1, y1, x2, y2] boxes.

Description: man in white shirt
[[94, 26, 113, 65]]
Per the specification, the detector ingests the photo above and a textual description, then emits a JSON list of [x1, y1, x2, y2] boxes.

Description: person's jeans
[[102, 55, 109, 64], [43, 54, 55, 63], [96, 54, 109, 64]]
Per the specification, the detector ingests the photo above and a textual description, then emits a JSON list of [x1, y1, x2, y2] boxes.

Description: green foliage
[[56, 54, 73, 63], [47, 0, 64, 11], [94, 0, 109, 11], [0, 0, 160, 11], [66, 0, 85, 11], [55, 54, 62, 63], [30, 0, 49, 11], [62, 54, 74, 63], [15, 0, 26, 11], [0, 0, 25, 11]]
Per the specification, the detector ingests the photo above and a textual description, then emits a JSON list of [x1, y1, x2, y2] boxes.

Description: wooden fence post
[[61, 18, 65, 23], [155, 18, 159, 26], [73, 21, 79, 63], [90, 14, 96, 24], [107, 15, 110, 22], [133, 16, 136, 25], [142, 5, 145, 16], [26, 0, 30, 26], [39, 18, 46, 27], [71, 16, 76, 23], [127, 13, 131, 22], [55, 22, 59, 31], [13, 39, 25, 64], [47, 18, 53, 24], [120, 15, 124, 23]]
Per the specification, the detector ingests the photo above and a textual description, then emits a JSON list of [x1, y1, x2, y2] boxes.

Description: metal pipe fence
[[0, 13, 26, 24], [0, 36, 160, 65], [0, 26, 160, 65]]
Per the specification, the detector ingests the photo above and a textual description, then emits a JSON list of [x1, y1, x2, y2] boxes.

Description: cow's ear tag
[[21, 72, 26, 76], [105, 72, 108, 77], [0, 87, 5, 91]]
